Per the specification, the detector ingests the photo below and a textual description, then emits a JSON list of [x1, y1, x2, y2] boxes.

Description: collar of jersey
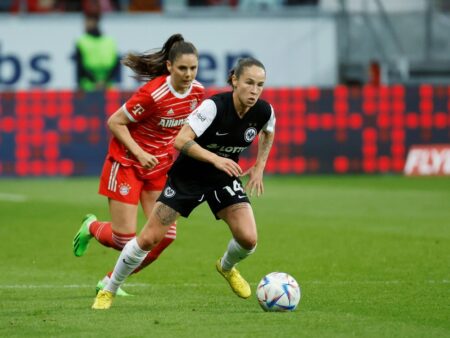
[[166, 75, 193, 99]]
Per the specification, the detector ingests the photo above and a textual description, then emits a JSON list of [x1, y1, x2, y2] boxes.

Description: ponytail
[[122, 33, 198, 82]]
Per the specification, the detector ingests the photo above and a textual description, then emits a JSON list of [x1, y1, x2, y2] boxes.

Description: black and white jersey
[[168, 92, 276, 192]]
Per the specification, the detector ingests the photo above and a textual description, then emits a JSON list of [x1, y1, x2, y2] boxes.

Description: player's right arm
[[107, 107, 159, 169], [174, 124, 242, 178]]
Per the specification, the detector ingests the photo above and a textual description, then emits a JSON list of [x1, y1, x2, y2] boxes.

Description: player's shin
[[220, 238, 256, 270], [132, 223, 177, 274], [104, 238, 149, 294]]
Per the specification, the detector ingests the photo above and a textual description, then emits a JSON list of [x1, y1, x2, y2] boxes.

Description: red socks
[[89, 221, 135, 250]]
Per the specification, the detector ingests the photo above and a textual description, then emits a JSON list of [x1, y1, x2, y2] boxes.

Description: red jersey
[[107, 75, 204, 179]]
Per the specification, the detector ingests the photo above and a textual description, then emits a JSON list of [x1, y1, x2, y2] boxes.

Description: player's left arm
[[243, 105, 276, 197], [243, 129, 275, 197]]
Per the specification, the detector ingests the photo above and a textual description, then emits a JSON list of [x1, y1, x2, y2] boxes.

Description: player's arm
[[174, 124, 242, 178], [107, 107, 159, 169], [243, 107, 276, 197]]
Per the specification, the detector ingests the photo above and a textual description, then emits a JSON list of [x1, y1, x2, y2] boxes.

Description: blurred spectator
[[128, 0, 161, 11], [0, 0, 14, 11], [239, 0, 282, 10], [285, 0, 318, 5], [188, 0, 237, 7], [9, 0, 57, 12], [74, 12, 120, 91], [54, 0, 118, 12]]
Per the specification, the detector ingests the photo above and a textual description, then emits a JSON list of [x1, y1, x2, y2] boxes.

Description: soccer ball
[[256, 272, 301, 312]]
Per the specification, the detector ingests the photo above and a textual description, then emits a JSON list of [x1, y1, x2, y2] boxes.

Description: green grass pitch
[[0, 176, 449, 337]]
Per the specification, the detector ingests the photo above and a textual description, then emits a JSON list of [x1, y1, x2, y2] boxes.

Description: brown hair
[[227, 57, 265, 86], [122, 33, 198, 82]]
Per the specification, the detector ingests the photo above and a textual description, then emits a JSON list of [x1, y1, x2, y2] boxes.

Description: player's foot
[[92, 290, 114, 310], [96, 276, 132, 297], [215, 259, 251, 299], [73, 214, 96, 257]]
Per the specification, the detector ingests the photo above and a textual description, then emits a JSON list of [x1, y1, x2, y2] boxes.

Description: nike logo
[[122, 258, 134, 266], [237, 195, 246, 199], [216, 132, 229, 136]]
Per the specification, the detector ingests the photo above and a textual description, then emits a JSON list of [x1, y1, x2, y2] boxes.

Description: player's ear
[[166, 60, 172, 73], [232, 74, 238, 89]]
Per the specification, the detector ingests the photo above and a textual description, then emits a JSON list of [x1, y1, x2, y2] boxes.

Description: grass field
[[0, 176, 449, 337]]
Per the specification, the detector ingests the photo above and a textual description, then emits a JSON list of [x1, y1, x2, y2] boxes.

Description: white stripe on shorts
[[108, 161, 120, 192], [214, 190, 221, 203]]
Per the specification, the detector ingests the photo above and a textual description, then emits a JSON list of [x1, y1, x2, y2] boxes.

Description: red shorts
[[98, 158, 168, 205]]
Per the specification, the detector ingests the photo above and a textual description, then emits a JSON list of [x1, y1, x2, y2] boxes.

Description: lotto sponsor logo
[[206, 144, 246, 154], [158, 117, 188, 128], [404, 144, 450, 176]]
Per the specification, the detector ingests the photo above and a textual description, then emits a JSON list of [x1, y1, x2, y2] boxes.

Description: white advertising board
[[0, 14, 337, 89]]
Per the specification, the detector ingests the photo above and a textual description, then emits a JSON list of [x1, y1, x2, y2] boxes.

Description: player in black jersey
[[92, 57, 276, 309]]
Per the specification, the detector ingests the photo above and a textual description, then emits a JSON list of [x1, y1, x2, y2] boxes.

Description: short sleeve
[[123, 87, 156, 122], [262, 105, 276, 133], [187, 99, 217, 137]]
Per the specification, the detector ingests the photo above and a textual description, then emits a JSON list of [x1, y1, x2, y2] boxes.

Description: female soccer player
[[73, 33, 204, 295], [92, 57, 275, 309]]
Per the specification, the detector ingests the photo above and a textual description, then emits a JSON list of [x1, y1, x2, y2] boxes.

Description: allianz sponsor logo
[[206, 144, 246, 154], [158, 117, 188, 128]]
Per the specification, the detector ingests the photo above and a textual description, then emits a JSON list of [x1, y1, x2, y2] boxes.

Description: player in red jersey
[[73, 33, 204, 296]]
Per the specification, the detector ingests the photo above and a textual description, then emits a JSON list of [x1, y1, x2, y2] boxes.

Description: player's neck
[[233, 95, 250, 118]]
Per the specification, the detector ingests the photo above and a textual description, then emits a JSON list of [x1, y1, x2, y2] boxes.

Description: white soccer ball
[[256, 272, 301, 312]]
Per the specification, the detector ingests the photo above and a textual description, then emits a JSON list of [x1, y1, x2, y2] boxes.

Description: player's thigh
[[108, 199, 139, 234], [140, 190, 161, 219], [139, 173, 167, 218], [217, 202, 257, 249]]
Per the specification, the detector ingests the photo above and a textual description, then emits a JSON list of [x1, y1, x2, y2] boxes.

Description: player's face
[[232, 65, 266, 108], [167, 53, 198, 94]]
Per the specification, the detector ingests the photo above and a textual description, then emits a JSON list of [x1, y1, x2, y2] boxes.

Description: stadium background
[[1, 0, 449, 177]]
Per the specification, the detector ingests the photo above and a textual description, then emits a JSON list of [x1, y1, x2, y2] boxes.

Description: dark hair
[[227, 57, 266, 86], [122, 33, 198, 82]]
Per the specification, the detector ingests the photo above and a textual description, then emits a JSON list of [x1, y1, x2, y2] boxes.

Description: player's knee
[[238, 237, 257, 251], [138, 232, 164, 251]]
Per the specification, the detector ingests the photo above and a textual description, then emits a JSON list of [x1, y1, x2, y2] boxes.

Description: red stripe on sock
[[89, 221, 135, 250]]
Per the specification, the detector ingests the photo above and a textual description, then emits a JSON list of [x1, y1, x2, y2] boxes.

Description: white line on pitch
[[0, 280, 448, 289], [0, 193, 27, 202]]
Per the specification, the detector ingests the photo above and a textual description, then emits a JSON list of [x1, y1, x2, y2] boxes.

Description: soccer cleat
[[96, 277, 132, 297], [92, 290, 114, 310], [215, 259, 251, 299], [73, 214, 96, 257]]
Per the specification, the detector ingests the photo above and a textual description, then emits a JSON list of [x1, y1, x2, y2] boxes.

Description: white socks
[[220, 238, 256, 271], [104, 238, 149, 294]]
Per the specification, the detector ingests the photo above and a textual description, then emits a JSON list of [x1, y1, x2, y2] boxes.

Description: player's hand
[[136, 151, 159, 170], [214, 157, 242, 177], [242, 166, 264, 197]]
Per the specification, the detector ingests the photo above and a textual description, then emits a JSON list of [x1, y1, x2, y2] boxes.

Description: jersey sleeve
[[187, 99, 217, 137], [262, 104, 276, 133], [123, 87, 157, 122]]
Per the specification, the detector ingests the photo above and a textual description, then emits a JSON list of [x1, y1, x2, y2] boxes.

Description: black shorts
[[157, 175, 250, 219]]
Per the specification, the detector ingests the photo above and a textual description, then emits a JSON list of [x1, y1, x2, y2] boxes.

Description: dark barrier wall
[[0, 85, 449, 176]]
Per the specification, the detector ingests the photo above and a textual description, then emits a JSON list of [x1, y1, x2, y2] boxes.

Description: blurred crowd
[[0, 0, 318, 13], [0, 0, 162, 12]]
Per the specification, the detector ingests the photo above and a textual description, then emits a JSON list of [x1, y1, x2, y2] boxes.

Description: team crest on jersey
[[190, 99, 198, 110], [164, 186, 176, 198], [244, 127, 257, 142], [119, 183, 131, 196]]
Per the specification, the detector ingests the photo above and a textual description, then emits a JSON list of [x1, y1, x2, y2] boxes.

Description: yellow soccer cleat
[[215, 259, 251, 299], [92, 290, 114, 310]]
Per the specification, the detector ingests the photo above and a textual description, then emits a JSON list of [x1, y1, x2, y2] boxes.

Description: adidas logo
[[167, 109, 174, 115]]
